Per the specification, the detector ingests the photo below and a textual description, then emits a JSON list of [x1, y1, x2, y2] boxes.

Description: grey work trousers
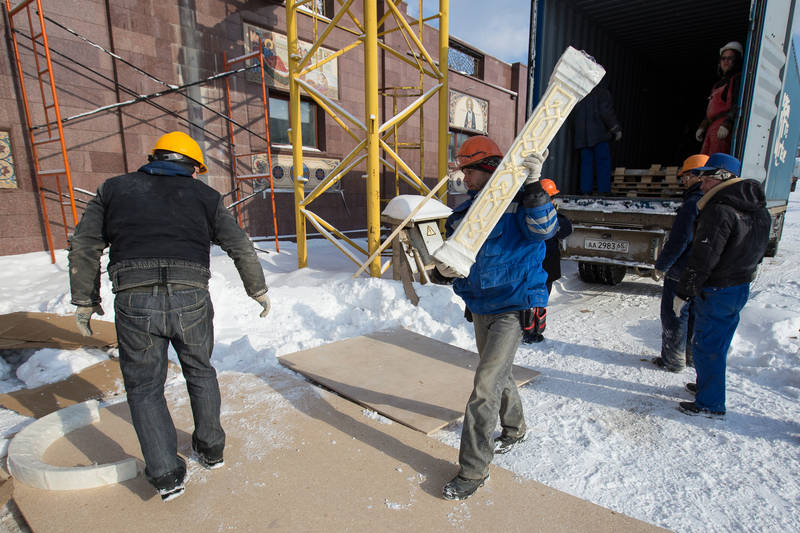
[[458, 311, 526, 479]]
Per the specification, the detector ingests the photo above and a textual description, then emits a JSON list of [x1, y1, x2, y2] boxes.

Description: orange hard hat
[[679, 154, 710, 176], [540, 178, 559, 196], [456, 135, 503, 169]]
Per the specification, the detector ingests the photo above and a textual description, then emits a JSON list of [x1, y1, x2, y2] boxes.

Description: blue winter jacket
[[446, 185, 557, 314], [654, 181, 703, 281]]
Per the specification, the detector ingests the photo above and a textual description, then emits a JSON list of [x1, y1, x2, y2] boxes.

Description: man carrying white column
[[431, 135, 557, 500]]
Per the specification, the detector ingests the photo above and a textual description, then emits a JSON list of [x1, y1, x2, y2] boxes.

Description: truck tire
[[578, 261, 598, 283], [599, 264, 627, 285]]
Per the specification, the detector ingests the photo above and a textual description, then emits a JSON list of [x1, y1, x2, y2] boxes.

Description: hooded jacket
[[68, 161, 267, 306], [675, 178, 771, 299], [446, 182, 557, 314]]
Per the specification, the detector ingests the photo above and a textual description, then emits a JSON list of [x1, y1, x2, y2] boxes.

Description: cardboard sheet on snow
[[0, 312, 117, 350], [0, 359, 182, 419], [12, 371, 666, 532], [278, 327, 540, 434]]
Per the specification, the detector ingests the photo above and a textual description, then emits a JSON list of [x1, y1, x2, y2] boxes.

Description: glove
[[672, 295, 686, 317], [613, 129, 622, 142], [717, 124, 730, 139], [521, 149, 548, 185], [75, 305, 104, 337], [254, 292, 271, 318], [435, 263, 463, 279], [651, 269, 664, 282], [695, 128, 705, 142]]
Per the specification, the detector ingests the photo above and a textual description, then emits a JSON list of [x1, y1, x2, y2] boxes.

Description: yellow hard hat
[[152, 131, 208, 174]]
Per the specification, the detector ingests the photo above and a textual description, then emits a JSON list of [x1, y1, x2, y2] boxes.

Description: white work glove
[[651, 269, 664, 282], [695, 128, 705, 142], [522, 149, 548, 185], [75, 305, 104, 337], [613, 129, 622, 142], [254, 292, 271, 318], [435, 262, 464, 279], [717, 124, 730, 139], [672, 296, 686, 317]]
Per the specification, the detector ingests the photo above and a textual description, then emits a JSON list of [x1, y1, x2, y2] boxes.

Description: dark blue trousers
[[660, 277, 694, 370], [691, 284, 750, 413], [579, 141, 611, 194]]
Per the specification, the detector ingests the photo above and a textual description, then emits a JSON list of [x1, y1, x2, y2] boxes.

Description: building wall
[[0, 0, 526, 256]]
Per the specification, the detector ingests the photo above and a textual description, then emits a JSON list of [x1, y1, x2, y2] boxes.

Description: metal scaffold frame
[[5, 1, 283, 261], [6, 0, 78, 264], [286, 0, 449, 277]]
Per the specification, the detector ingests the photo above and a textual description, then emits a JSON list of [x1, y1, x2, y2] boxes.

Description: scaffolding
[[286, 0, 450, 277], [5, 0, 282, 261], [6, 0, 78, 263]]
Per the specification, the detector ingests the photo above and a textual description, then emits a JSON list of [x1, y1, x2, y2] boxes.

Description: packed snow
[[0, 191, 798, 532]]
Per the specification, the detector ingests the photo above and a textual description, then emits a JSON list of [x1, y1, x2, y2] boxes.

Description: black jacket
[[542, 212, 573, 287], [573, 86, 620, 149], [654, 181, 704, 281], [676, 178, 771, 299], [69, 161, 267, 306]]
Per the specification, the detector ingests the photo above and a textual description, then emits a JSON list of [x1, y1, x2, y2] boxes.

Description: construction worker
[[696, 41, 743, 155], [68, 131, 270, 501], [673, 153, 770, 417], [431, 135, 556, 500], [650, 154, 709, 372], [522, 178, 573, 344]]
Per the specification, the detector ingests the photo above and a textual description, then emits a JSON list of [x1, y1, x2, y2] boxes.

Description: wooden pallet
[[611, 165, 683, 197]]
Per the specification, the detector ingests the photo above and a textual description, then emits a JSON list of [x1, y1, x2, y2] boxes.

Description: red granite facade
[[0, 0, 527, 256]]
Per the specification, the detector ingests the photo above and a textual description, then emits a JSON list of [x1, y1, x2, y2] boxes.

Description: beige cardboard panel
[[0, 312, 117, 349], [0, 359, 180, 419], [279, 328, 539, 435], [13, 372, 666, 533]]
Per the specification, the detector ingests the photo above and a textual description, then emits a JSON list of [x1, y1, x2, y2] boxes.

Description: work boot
[[494, 430, 528, 454], [192, 437, 225, 470], [652, 357, 683, 373], [678, 401, 725, 419], [150, 456, 187, 502], [442, 474, 489, 501]]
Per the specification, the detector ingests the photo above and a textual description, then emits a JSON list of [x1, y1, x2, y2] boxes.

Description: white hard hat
[[719, 41, 744, 56]]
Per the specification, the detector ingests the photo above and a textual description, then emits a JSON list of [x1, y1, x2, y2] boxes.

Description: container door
[[738, 0, 796, 183]]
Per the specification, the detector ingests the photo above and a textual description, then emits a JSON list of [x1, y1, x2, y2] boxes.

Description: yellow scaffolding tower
[[286, 0, 449, 277]]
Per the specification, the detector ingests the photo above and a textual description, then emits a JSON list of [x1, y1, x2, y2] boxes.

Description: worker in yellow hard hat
[[68, 131, 269, 501]]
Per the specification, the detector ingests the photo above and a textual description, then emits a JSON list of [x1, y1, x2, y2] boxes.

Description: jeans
[[691, 284, 750, 413], [114, 286, 225, 481], [579, 142, 611, 194], [458, 311, 525, 479], [660, 277, 694, 370]]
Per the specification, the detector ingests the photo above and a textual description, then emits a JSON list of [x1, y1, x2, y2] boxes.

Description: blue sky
[[405, 1, 532, 64]]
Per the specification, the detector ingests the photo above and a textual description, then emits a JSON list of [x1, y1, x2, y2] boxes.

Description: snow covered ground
[[0, 190, 798, 532]]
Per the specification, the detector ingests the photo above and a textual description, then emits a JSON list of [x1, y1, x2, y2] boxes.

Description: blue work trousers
[[660, 277, 694, 370], [114, 286, 225, 481], [691, 284, 750, 413], [580, 142, 612, 194], [458, 311, 526, 479]]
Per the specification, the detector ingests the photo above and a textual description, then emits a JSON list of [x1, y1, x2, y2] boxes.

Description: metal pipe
[[364, 0, 381, 277], [287, 2, 307, 268]]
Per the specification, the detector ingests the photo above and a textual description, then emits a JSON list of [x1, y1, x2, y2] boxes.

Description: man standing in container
[[68, 131, 271, 501], [431, 135, 557, 500]]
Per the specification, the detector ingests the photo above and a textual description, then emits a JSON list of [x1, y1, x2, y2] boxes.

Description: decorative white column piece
[[432, 47, 605, 277], [8, 400, 141, 490]]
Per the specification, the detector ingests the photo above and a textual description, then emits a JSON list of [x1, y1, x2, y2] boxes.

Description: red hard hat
[[456, 135, 503, 169], [540, 178, 559, 196]]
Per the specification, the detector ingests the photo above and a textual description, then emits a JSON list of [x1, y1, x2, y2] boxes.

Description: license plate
[[584, 238, 629, 253]]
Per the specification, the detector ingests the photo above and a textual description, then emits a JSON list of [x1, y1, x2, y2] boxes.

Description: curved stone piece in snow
[[382, 194, 452, 222], [7, 399, 141, 490], [432, 46, 606, 277]]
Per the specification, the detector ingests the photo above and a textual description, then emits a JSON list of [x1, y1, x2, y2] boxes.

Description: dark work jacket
[[543, 212, 573, 287], [573, 86, 620, 149], [68, 161, 267, 306], [676, 179, 771, 299], [654, 181, 704, 281]]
